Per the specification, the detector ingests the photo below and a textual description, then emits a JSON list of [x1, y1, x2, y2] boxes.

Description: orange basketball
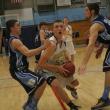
[[63, 61, 75, 77]]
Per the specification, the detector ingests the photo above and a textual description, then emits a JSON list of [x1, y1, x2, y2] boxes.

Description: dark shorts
[[10, 69, 45, 96], [36, 70, 56, 85], [103, 46, 110, 72]]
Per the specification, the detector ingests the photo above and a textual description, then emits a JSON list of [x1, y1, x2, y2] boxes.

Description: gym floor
[[0, 47, 110, 110]]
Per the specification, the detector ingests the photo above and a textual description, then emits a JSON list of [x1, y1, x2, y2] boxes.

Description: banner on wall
[[11, 0, 23, 4], [71, 0, 84, 3], [57, 0, 71, 6], [87, 0, 100, 3], [37, 0, 53, 5], [5, 8, 34, 26]]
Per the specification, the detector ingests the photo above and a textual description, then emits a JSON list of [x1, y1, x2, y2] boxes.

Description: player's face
[[53, 22, 64, 38], [85, 7, 91, 19], [41, 25, 47, 30], [11, 22, 21, 35]]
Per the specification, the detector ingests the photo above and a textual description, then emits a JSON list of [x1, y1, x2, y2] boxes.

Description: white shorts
[[38, 70, 75, 88], [54, 73, 75, 87]]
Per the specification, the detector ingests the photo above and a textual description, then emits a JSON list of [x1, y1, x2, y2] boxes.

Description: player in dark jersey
[[6, 19, 50, 110], [34, 22, 53, 63], [78, 3, 110, 110]]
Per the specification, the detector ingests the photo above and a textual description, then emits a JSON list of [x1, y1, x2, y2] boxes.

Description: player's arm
[[81, 25, 98, 65], [11, 39, 47, 57], [78, 23, 104, 74], [38, 41, 69, 76], [40, 30, 46, 44], [69, 25, 73, 35]]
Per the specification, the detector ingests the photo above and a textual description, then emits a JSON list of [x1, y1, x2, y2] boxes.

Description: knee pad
[[46, 76, 56, 85]]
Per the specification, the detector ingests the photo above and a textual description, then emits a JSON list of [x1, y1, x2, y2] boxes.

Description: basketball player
[[7, 19, 50, 110], [35, 22, 53, 63], [78, 3, 110, 110], [38, 20, 80, 110], [63, 17, 76, 62], [63, 17, 78, 98], [37, 22, 49, 44]]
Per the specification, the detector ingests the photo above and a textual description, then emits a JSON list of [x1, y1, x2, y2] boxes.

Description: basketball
[[63, 61, 75, 77]]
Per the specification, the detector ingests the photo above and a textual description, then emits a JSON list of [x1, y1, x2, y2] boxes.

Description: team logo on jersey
[[100, 31, 110, 40], [104, 19, 110, 25], [27, 79, 36, 86]]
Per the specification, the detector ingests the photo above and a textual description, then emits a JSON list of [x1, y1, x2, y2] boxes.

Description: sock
[[26, 96, 38, 108], [101, 86, 110, 101], [31, 97, 38, 106]]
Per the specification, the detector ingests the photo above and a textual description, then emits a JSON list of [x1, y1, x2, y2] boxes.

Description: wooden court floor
[[0, 47, 110, 110]]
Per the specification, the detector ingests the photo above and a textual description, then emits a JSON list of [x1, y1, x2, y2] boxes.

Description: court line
[[0, 85, 19, 90], [0, 77, 12, 80]]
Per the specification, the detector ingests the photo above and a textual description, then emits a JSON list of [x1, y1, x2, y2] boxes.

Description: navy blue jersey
[[92, 15, 110, 44], [9, 36, 29, 72], [34, 30, 53, 47], [34, 33, 41, 48], [45, 30, 53, 39]]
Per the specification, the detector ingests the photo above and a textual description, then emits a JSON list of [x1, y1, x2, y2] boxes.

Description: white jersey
[[65, 25, 73, 41], [48, 36, 67, 65], [41, 36, 75, 87], [64, 25, 76, 55]]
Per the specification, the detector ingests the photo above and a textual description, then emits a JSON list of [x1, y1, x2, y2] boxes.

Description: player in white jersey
[[37, 20, 80, 110], [63, 17, 76, 62], [47, 36, 79, 97], [63, 17, 78, 98]]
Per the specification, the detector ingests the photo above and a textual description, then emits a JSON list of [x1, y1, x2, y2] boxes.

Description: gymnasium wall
[[34, 6, 107, 24], [4, 6, 107, 26], [21, 25, 37, 49], [3, 6, 107, 48], [34, 7, 85, 24], [5, 8, 34, 26], [15, 7, 107, 47]]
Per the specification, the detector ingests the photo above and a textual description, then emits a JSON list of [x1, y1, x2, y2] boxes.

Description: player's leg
[[91, 71, 110, 110], [66, 78, 79, 99], [47, 76, 80, 110], [23, 81, 46, 110], [11, 69, 46, 110], [58, 72, 79, 99], [64, 43, 79, 99], [91, 47, 110, 110], [49, 68, 79, 99]]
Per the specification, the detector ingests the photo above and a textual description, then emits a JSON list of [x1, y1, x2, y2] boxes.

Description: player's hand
[[43, 40, 51, 49], [58, 65, 69, 77], [78, 65, 86, 75]]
